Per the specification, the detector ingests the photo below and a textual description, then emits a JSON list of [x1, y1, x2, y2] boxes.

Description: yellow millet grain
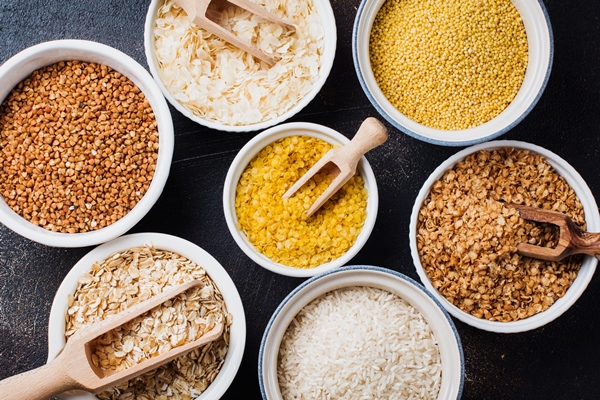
[[235, 136, 368, 269], [369, 0, 528, 130]]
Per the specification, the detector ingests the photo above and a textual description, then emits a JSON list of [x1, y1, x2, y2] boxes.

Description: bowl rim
[[46, 232, 246, 400], [351, 0, 554, 146], [222, 121, 379, 277], [143, 0, 337, 132], [409, 140, 600, 333], [258, 265, 465, 400], [0, 39, 174, 247]]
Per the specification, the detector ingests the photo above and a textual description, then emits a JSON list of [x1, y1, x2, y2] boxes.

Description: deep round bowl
[[223, 122, 379, 277], [352, 0, 553, 146], [259, 265, 464, 399], [0, 40, 174, 247], [47, 232, 246, 399], [409, 140, 600, 333], [144, 0, 336, 132]]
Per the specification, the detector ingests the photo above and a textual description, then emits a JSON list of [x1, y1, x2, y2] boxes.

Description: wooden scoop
[[505, 203, 600, 261], [282, 117, 389, 218], [173, 0, 295, 66], [0, 280, 224, 400]]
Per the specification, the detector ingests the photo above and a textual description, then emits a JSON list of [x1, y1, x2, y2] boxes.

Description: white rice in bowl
[[153, 0, 324, 126], [277, 286, 442, 399]]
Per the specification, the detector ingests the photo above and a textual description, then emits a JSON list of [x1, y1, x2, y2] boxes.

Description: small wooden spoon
[[505, 203, 600, 261], [282, 117, 389, 218], [0, 280, 224, 400], [173, 0, 295, 66]]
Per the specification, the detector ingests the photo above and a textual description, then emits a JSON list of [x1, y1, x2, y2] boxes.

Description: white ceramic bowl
[[0, 40, 174, 247], [259, 265, 464, 399], [352, 0, 553, 146], [409, 140, 600, 333], [223, 122, 379, 277], [144, 0, 336, 132], [47, 232, 246, 399]]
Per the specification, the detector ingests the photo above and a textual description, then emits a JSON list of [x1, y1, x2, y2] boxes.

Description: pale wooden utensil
[[282, 117, 389, 218], [172, 0, 295, 66], [0, 280, 224, 400], [505, 203, 600, 261]]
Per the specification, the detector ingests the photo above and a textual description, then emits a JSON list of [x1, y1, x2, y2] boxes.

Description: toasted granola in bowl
[[409, 141, 600, 333]]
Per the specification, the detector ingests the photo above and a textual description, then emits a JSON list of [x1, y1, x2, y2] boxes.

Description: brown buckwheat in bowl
[[409, 141, 600, 333], [0, 40, 174, 247]]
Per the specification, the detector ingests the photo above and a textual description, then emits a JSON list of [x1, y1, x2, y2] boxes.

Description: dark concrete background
[[1, 0, 599, 399]]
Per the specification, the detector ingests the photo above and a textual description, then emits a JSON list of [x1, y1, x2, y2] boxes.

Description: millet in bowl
[[223, 122, 379, 277], [353, 0, 553, 145], [409, 141, 600, 333]]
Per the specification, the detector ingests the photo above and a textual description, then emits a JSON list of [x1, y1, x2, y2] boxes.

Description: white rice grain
[[277, 286, 442, 400]]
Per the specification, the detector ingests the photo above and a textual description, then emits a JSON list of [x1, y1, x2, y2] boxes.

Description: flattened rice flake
[[154, 0, 324, 126], [235, 136, 368, 269]]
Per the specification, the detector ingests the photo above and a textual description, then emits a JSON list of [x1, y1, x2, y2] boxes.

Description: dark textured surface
[[1, 0, 600, 399]]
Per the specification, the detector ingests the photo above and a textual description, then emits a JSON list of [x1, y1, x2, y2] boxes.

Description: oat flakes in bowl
[[47, 233, 246, 399], [409, 141, 600, 333]]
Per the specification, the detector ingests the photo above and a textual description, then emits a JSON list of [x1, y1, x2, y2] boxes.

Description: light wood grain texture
[[505, 203, 600, 261], [0, 280, 224, 400], [172, 0, 295, 66], [282, 117, 389, 218]]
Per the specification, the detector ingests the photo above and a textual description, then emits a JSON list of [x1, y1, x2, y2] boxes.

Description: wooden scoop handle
[[0, 351, 77, 400], [506, 203, 600, 261], [567, 231, 600, 259], [338, 117, 389, 163]]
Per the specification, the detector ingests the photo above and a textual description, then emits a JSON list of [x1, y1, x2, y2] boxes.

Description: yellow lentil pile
[[0, 60, 159, 233], [369, 0, 528, 130], [416, 149, 585, 322], [235, 136, 368, 269]]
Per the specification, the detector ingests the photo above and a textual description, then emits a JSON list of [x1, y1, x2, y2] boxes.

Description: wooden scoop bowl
[[0, 280, 224, 400], [282, 117, 388, 218], [505, 203, 600, 261], [173, 0, 295, 66]]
